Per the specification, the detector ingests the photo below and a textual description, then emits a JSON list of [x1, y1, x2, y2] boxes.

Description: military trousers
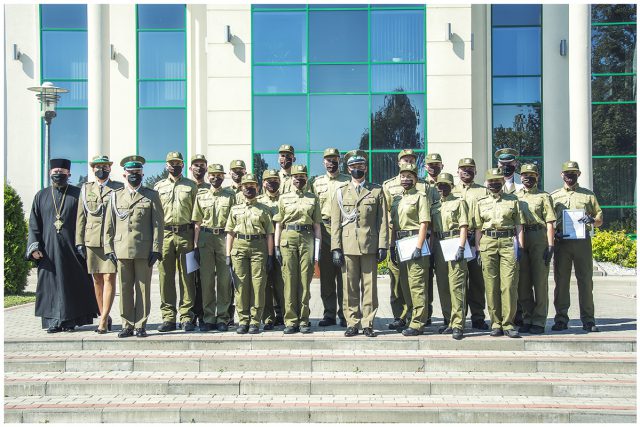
[[448, 259, 468, 330], [432, 238, 453, 324], [342, 253, 378, 329], [118, 258, 152, 329], [399, 255, 429, 331], [389, 250, 412, 321], [519, 229, 549, 327], [159, 228, 195, 323], [479, 235, 519, 331], [280, 229, 314, 327], [553, 237, 595, 325], [465, 231, 487, 322], [263, 262, 285, 324], [231, 238, 267, 327], [319, 223, 345, 321], [198, 232, 232, 325]]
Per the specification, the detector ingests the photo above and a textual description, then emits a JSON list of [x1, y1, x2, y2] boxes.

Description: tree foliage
[[143, 169, 169, 189], [4, 182, 31, 295]]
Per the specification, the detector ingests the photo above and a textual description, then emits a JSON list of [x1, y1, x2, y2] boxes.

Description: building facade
[[4, 4, 636, 230]]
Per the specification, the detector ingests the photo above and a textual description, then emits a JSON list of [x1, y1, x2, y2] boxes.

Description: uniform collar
[[244, 198, 257, 206], [440, 193, 456, 202], [459, 181, 475, 189], [97, 177, 110, 187], [564, 183, 580, 191], [266, 190, 279, 199], [402, 186, 417, 196], [352, 180, 366, 190], [490, 191, 503, 200], [522, 186, 539, 194]]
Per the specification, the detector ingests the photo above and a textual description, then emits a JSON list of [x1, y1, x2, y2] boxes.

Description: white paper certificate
[[397, 234, 431, 262], [186, 250, 200, 274], [562, 209, 586, 240], [439, 238, 474, 262]]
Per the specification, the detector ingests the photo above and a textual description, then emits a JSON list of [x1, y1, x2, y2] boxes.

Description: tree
[[143, 169, 169, 189], [4, 182, 31, 295]]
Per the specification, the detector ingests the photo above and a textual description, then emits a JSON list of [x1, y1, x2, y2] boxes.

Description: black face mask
[[168, 165, 183, 177], [563, 173, 578, 187], [95, 169, 109, 180], [231, 171, 244, 183], [192, 166, 206, 181], [459, 169, 475, 183], [437, 184, 452, 197], [243, 187, 257, 199], [127, 173, 142, 187], [293, 178, 307, 190], [502, 164, 516, 177], [350, 169, 365, 180], [427, 164, 442, 177], [522, 176, 537, 189], [280, 157, 293, 170], [209, 176, 223, 188], [265, 180, 280, 193], [51, 173, 68, 187], [400, 179, 414, 190], [326, 160, 339, 174], [487, 182, 503, 193]]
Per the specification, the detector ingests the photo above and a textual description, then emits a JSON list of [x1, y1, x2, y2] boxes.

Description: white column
[[87, 5, 103, 167], [568, 4, 592, 188]]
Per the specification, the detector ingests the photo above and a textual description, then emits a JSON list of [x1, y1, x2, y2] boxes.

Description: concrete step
[[4, 335, 636, 353], [5, 371, 635, 398], [4, 394, 636, 423], [5, 349, 636, 374]]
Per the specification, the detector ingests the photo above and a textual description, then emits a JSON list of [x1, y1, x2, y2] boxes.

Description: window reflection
[[309, 95, 369, 152], [370, 94, 425, 150], [41, 4, 87, 29], [309, 10, 368, 62], [371, 64, 424, 93], [591, 26, 636, 74], [593, 158, 637, 206], [492, 77, 540, 104], [48, 110, 88, 161], [253, 66, 307, 93], [592, 105, 637, 155], [137, 4, 185, 29], [370, 151, 425, 185], [138, 32, 186, 79], [138, 81, 186, 107], [138, 109, 186, 160], [492, 4, 541, 26], [492, 105, 541, 157], [253, 96, 307, 152], [371, 10, 424, 62], [49, 81, 87, 108], [142, 163, 170, 189], [492, 27, 541, 76], [591, 75, 636, 102], [309, 65, 368, 93], [42, 32, 88, 79], [253, 153, 309, 185], [253, 12, 307, 63]]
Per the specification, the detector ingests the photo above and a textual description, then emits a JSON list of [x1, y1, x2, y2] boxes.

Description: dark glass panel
[[591, 25, 636, 74], [252, 4, 306, 9], [591, 4, 636, 23], [309, 65, 368, 93], [310, 4, 366, 8], [253, 12, 307, 62], [48, 109, 88, 162], [518, 156, 544, 190], [253, 96, 307, 151], [492, 105, 542, 157], [253, 66, 306, 93], [68, 163, 90, 187], [41, 4, 87, 29], [49, 80, 87, 108], [371, 10, 425, 62], [309, 95, 369, 152], [591, 75, 637, 102], [371, 64, 425, 93], [137, 4, 185, 29], [138, 81, 186, 107], [308, 10, 368, 62], [142, 163, 171, 188], [492, 77, 541, 104], [253, 152, 309, 186], [138, 109, 186, 160], [492, 27, 541, 76], [599, 207, 637, 232], [308, 152, 346, 178], [491, 4, 541, 26], [370, 151, 426, 185], [138, 32, 186, 79], [592, 104, 637, 155], [593, 158, 637, 206], [370, 94, 425, 150], [41, 32, 87, 79]]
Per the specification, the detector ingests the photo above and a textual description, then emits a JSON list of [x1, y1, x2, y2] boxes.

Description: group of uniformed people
[[72, 143, 602, 339]]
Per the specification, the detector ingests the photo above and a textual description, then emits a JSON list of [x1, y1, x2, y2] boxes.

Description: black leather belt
[[286, 224, 313, 232], [201, 227, 225, 235], [236, 233, 265, 240], [483, 229, 515, 238], [165, 224, 194, 233], [523, 224, 544, 232], [438, 231, 461, 239], [396, 229, 420, 239]]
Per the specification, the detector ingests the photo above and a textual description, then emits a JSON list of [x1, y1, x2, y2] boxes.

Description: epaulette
[[550, 189, 562, 195], [477, 195, 490, 202]]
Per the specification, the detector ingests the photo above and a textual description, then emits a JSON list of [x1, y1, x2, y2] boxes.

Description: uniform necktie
[[356, 185, 361, 195]]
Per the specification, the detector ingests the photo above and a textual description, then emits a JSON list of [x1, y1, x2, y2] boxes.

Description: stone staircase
[[4, 333, 636, 423]]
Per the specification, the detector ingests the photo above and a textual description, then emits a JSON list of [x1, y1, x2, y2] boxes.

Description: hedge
[[592, 229, 637, 269], [4, 183, 31, 294]]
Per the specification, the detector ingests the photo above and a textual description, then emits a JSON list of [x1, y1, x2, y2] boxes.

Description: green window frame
[[135, 4, 187, 184], [250, 4, 427, 183], [590, 5, 637, 232]]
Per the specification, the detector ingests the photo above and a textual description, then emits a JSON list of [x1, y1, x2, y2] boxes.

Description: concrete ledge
[[553, 384, 637, 398], [311, 380, 430, 396], [240, 379, 311, 395], [311, 358, 425, 373], [199, 357, 313, 372], [168, 380, 239, 395], [133, 358, 200, 372], [309, 408, 439, 423], [101, 407, 181, 423], [3, 410, 22, 423], [5, 360, 65, 372], [179, 407, 309, 423], [537, 360, 636, 374], [525, 340, 635, 352], [4, 382, 46, 397], [569, 412, 637, 423], [21, 408, 103, 423], [424, 358, 537, 373], [441, 409, 571, 423], [4, 339, 82, 352], [420, 338, 524, 351], [65, 358, 134, 372], [45, 381, 168, 396]]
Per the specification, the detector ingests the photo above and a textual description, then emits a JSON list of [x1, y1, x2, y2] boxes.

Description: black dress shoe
[[425, 318, 432, 326], [402, 327, 421, 337], [452, 328, 463, 340], [248, 325, 260, 334], [274, 315, 285, 326], [505, 329, 521, 338], [519, 323, 532, 333], [551, 321, 568, 331], [199, 322, 211, 332], [62, 326, 75, 332], [339, 318, 347, 327], [438, 326, 452, 334], [217, 322, 229, 332], [283, 325, 299, 334], [236, 325, 249, 334], [263, 322, 274, 331], [300, 325, 312, 334], [490, 328, 503, 337], [363, 327, 376, 338], [227, 319, 235, 327], [344, 326, 358, 337], [582, 322, 600, 332], [135, 328, 148, 338], [472, 320, 489, 330], [318, 317, 336, 327], [47, 326, 62, 334], [389, 318, 406, 330], [118, 328, 134, 338], [157, 321, 177, 332], [529, 325, 545, 334], [95, 328, 108, 335], [182, 321, 196, 332]]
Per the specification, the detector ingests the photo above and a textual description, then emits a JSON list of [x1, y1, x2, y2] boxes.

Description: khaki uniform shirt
[[154, 176, 197, 226], [452, 182, 488, 230], [76, 179, 124, 247], [257, 191, 280, 220], [551, 184, 603, 232], [516, 187, 556, 226], [311, 172, 350, 223], [330, 181, 388, 255], [104, 186, 164, 259], [273, 190, 321, 225], [389, 187, 430, 234], [192, 186, 236, 228], [431, 194, 469, 233], [474, 192, 523, 231], [225, 199, 275, 235]]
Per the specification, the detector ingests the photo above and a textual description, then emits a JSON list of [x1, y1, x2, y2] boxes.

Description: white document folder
[[397, 234, 431, 262]]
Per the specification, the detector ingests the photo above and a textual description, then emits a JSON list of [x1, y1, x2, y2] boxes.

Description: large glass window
[[137, 5, 187, 186], [40, 5, 88, 186], [252, 4, 426, 183], [591, 4, 637, 232], [491, 5, 543, 187]]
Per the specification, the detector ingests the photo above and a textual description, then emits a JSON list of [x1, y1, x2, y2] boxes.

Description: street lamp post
[[28, 82, 69, 183]]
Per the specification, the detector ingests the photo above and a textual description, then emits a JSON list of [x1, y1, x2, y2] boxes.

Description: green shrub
[[377, 256, 389, 275], [4, 183, 31, 294], [592, 229, 637, 269]]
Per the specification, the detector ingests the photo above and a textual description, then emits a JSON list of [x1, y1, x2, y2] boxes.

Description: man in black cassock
[[26, 158, 99, 333]]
